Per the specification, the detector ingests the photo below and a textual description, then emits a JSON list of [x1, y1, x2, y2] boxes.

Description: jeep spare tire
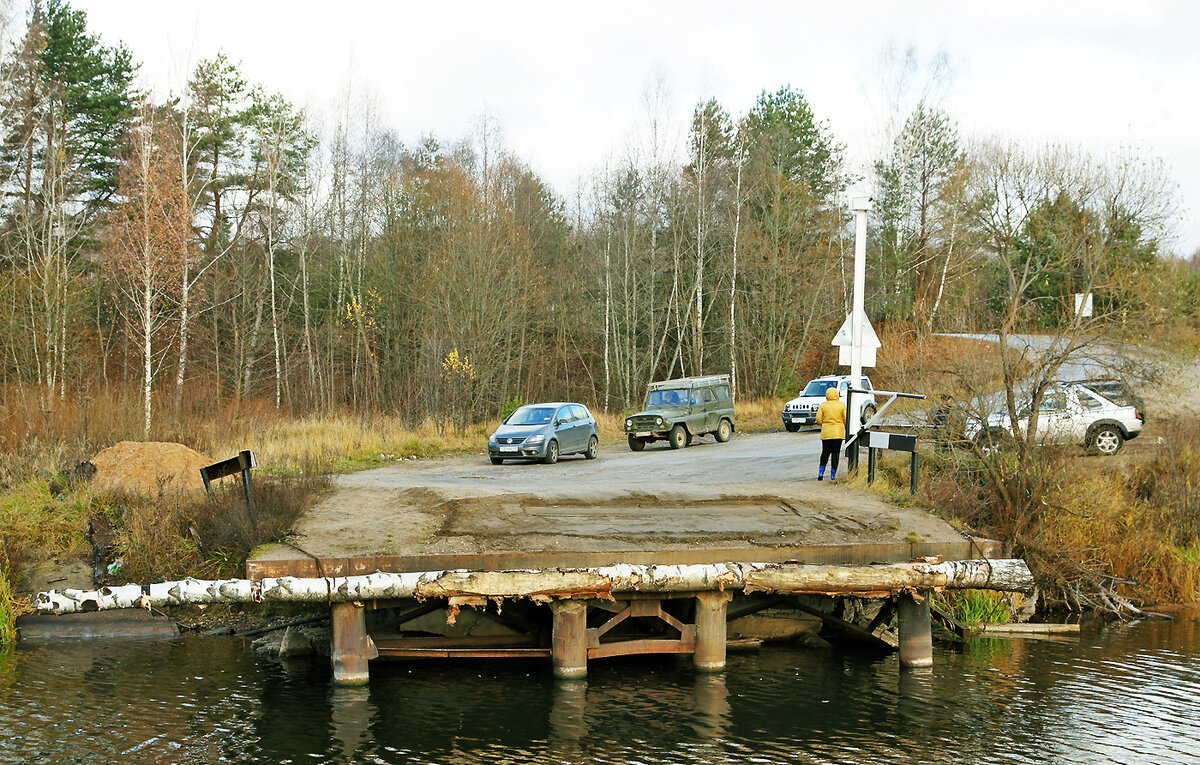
[[862, 404, 876, 424]]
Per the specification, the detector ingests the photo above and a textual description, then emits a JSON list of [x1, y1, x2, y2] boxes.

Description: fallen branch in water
[[35, 558, 1034, 615], [237, 614, 330, 638]]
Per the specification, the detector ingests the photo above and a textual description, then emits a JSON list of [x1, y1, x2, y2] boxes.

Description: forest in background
[[0, 2, 1198, 636], [0, 0, 1196, 449]]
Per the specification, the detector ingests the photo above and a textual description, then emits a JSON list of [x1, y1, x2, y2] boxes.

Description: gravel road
[[341, 429, 827, 497]]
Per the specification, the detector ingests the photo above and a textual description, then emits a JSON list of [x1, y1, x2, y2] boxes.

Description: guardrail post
[[867, 446, 877, 484], [910, 452, 919, 494]]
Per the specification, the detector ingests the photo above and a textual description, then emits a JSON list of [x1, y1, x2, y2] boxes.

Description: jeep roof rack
[[647, 374, 731, 390]]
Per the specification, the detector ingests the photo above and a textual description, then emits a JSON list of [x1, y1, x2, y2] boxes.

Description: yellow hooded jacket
[[815, 387, 847, 440]]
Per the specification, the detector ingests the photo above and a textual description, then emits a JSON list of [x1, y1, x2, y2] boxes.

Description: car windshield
[[647, 388, 689, 407], [802, 380, 837, 397], [507, 406, 555, 426]]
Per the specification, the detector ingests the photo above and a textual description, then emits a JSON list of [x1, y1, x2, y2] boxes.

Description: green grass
[[0, 568, 15, 646], [0, 478, 92, 556], [936, 589, 1013, 625], [1174, 543, 1200, 567]]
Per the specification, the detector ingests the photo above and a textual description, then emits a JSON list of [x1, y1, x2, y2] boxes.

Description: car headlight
[[526, 434, 545, 444], [655, 417, 663, 425], [625, 419, 633, 429], [489, 434, 497, 443]]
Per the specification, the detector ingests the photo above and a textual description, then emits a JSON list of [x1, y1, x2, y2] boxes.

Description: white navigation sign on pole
[[1074, 292, 1093, 318], [834, 194, 875, 381], [832, 312, 880, 367]]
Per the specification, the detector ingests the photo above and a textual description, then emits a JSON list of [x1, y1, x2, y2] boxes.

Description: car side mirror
[[690, 398, 698, 406], [555, 418, 566, 426]]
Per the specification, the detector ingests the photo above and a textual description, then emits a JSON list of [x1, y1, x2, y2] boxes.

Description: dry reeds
[[118, 471, 331, 582], [892, 431, 1200, 609]]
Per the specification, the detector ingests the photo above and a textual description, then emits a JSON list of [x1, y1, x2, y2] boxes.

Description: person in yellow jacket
[[815, 386, 847, 481]]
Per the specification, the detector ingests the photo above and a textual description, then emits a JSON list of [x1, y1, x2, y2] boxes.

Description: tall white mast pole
[[849, 195, 871, 386]]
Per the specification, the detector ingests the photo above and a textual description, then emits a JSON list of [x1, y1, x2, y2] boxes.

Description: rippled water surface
[[2, 620, 1199, 763]]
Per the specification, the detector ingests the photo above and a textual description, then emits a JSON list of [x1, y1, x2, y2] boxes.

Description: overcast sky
[[70, 0, 1200, 255]]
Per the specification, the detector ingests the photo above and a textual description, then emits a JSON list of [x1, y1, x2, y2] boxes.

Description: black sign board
[[199, 449, 257, 505]]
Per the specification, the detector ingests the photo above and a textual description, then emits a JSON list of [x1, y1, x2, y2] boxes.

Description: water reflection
[[691, 673, 730, 740], [329, 685, 375, 760], [0, 623, 1198, 763], [548, 678, 587, 750]]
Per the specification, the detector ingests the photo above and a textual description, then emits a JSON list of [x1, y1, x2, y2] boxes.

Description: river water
[[2, 619, 1198, 764]]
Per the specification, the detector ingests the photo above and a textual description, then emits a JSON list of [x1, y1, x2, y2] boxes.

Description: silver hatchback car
[[489, 402, 599, 464]]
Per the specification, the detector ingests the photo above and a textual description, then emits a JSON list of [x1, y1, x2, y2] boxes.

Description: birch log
[[36, 559, 1033, 615]]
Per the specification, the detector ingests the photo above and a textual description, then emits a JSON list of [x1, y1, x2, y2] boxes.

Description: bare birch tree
[[106, 108, 190, 436]]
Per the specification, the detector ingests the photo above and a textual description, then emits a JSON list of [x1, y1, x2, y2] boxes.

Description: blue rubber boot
[[817, 466, 825, 481], [830, 469, 837, 481]]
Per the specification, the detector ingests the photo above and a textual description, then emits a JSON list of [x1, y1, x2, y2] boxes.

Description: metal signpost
[[199, 449, 258, 508], [835, 194, 880, 469]]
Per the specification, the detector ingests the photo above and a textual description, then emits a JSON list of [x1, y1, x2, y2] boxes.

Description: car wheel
[[668, 424, 688, 449], [715, 419, 732, 443], [585, 436, 598, 459], [1089, 425, 1124, 456], [628, 435, 646, 452], [784, 422, 801, 433], [861, 404, 876, 424], [543, 440, 559, 464], [490, 456, 504, 465]]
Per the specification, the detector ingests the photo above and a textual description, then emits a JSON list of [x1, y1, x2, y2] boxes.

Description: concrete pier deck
[[249, 431, 994, 578]]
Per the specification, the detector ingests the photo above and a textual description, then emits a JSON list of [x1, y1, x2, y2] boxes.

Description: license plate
[[635, 432, 651, 437], [790, 417, 807, 423], [499, 446, 518, 453]]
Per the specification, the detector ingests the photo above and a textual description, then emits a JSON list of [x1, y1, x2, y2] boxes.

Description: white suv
[[781, 375, 877, 432], [965, 381, 1143, 455]]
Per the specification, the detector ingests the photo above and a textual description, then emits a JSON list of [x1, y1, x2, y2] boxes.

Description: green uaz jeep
[[624, 374, 736, 451]]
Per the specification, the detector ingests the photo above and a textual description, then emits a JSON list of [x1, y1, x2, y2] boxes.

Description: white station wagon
[[965, 380, 1143, 455]]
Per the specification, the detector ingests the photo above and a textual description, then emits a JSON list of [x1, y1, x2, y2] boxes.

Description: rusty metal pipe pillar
[[694, 591, 732, 672], [897, 591, 934, 668], [331, 601, 377, 685], [551, 600, 588, 679]]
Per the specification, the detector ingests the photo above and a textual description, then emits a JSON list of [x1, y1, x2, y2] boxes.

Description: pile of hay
[[90, 441, 212, 494]]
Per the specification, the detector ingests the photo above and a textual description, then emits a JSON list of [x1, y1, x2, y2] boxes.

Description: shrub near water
[[120, 471, 331, 582], [908, 423, 1200, 609]]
